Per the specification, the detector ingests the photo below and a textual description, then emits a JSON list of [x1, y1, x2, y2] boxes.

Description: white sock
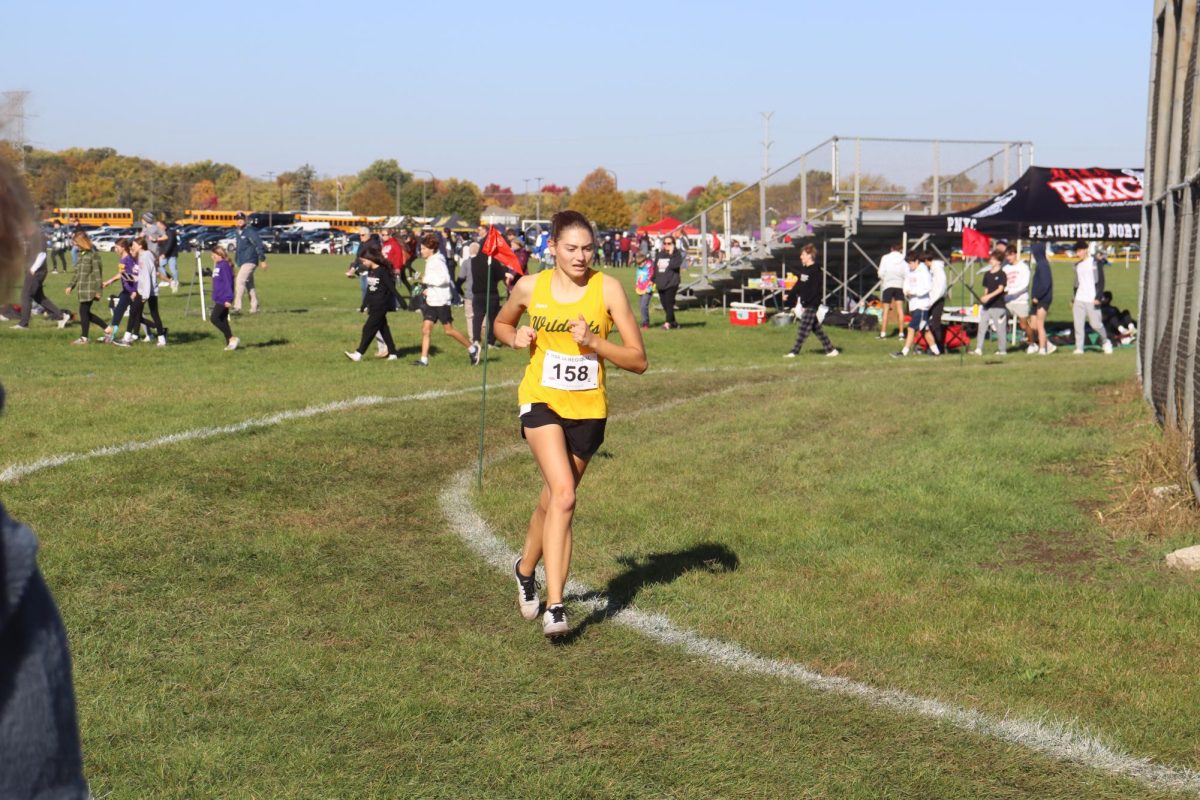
[[901, 347, 910, 355]]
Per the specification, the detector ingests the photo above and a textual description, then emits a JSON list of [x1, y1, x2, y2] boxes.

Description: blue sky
[[2, 0, 1150, 194]]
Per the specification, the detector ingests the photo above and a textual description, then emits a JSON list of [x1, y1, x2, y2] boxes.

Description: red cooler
[[729, 303, 767, 327]]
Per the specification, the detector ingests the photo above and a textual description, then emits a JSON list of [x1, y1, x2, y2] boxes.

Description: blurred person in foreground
[[0, 159, 89, 798]]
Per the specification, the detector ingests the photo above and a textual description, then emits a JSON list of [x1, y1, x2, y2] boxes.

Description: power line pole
[[760, 111, 773, 244], [535, 176, 543, 220], [1, 91, 31, 172]]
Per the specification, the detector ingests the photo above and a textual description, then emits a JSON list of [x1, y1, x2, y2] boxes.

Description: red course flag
[[481, 225, 524, 275], [962, 227, 993, 258]]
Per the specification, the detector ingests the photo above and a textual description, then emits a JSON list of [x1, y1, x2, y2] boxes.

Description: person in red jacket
[[379, 228, 410, 309]]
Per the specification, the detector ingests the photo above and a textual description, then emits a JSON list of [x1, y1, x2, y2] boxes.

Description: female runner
[[494, 210, 647, 637]]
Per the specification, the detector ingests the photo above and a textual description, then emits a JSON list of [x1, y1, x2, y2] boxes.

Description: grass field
[[4, 253, 1198, 799]]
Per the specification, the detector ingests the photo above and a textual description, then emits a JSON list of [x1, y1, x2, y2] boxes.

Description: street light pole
[[656, 180, 666, 219], [411, 169, 434, 218], [535, 176, 543, 220]]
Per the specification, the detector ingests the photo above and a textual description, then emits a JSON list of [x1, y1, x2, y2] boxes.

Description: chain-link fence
[[1142, 0, 1200, 496]]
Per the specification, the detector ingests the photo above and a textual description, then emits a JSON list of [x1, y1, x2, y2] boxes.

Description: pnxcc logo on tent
[[1045, 168, 1143, 208]]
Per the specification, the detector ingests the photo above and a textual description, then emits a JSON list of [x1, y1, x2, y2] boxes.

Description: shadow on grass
[[244, 338, 290, 349], [557, 542, 739, 645], [166, 331, 215, 345]]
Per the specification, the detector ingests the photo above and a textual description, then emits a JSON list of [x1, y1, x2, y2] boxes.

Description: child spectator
[[209, 245, 239, 351], [973, 250, 1009, 356], [344, 242, 401, 362], [635, 253, 654, 329]]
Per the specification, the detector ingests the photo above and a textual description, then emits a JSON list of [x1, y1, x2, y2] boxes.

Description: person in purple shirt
[[99, 238, 137, 346], [210, 245, 239, 351]]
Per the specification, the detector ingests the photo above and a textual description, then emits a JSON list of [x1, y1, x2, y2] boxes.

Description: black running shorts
[[519, 403, 607, 459]]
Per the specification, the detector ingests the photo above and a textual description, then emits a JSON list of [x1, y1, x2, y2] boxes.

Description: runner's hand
[[513, 326, 537, 348], [568, 314, 594, 348]]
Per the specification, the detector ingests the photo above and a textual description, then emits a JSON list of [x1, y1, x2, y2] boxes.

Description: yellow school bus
[[177, 209, 245, 227], [294, 213, 387, 233], [48, 207, 134, 227]]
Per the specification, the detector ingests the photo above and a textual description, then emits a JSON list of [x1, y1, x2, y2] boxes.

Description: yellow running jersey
[[517, 269, 612, 420]]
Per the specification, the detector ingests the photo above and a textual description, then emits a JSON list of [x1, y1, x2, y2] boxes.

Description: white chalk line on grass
[[439, 384, 1200, 796], [0, 382, 517, 485]]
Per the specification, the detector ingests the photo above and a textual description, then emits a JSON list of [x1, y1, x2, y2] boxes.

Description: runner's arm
[[570, 274, 647, 374], [495, 275, 536, 348]]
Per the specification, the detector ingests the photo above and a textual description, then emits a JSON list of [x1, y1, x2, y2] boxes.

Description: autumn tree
[[190, 180, 219, 209], [349, 179, 394, 215], [482, 183, 515, 208], [573, 168, 630, 229], [430, 178, 483, 222]]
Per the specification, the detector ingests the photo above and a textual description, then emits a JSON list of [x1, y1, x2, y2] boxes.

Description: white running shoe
[[1026, 344, 1039, 354], [825, 349, 840, 357], [156, 335, 166, 347], [515, 557, 540, 621], [971, 349, 982, 356], [386, 354, 398, 361], [543, 604, 568, 637], [1102, 341, 1114, 354], [225, 337, 240, 351], [344, 350, 362, 362], [783, 351, 797, 358], [1073, 348, 1085, 355], [1045, 342, 1057, 355], [171, 280, 179, 292], [57, 314, 71, 329], [469, 343, 481, 366]]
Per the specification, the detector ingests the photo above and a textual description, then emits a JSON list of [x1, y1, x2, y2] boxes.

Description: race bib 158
[[541, 350, 599, 391]]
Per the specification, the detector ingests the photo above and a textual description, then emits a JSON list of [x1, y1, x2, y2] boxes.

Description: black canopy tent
[[903, 166, 1144, 241]]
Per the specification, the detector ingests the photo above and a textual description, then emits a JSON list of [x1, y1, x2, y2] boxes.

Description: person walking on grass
[[891, 251, 940, 358], [924, 251, 948, 352], [1001, 248, 1033, 351], [126, 237, 167, 347], [783, 243, 839, 358], [1070, 241, 1113, 356], [469, 237, 512, 352], [653, 235, 683, 329], [12, 229, 72, 331], [232, 212, 267, 314], [494, 209, 647, 638], [973, 250, 1009, 356], [344, 241, 401, 362], [209, 245, 239, 351], [64, 231, 107, 345], [49, 220, 69, 274], [877, 242, 906, 339], [415, 232, 477, 367], [1028, 242, 1056, 355], [101, 238, 136, 346]]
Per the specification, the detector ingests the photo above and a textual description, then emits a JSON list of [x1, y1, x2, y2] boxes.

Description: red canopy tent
[[637, 216, 699, 236]]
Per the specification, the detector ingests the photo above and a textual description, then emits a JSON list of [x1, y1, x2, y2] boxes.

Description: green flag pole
[[476, 257, 492, 489]]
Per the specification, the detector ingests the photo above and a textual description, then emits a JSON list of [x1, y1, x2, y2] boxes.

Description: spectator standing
[[973, 250, 1009, 356], [380, 229, 410, 309], [232, 212, 267, 314], [877, 242, 907, 339], [160, 224, 180, 292], [635, 252, 654, 329], [140, 212, 166, 277], [49, 220, 69, 274], [1001, 248, 1033, 350], [64, 231, 107, 344], [1071, 241, 1113, 355], [209, 245, 239, 350], [783, 243, 839, 358], [619, 233, 632, 266], [891, 251, 940, 357], [470, 238, 510, 349], [1029, 242, 1055, 355], [417, 232, 478, 366], [653, 235, 683, 330], [925, 252, 948, 352], [12, 229, 71, 331]]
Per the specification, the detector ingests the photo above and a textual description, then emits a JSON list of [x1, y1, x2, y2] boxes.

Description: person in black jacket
[[653, 236, 683, 329], [470, 246, 513, 347], [159, 224, 180, 292], [782, 243, 839, 357], [344, 242, 401, 362]]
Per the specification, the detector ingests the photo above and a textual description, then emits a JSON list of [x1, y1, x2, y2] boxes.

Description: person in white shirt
[[1070, 241, 1112, 355], [416, 232, 478, 366], [891, 251, 940, 358], [877, 242, 907, 339], [923, 252, 948, 351], [1001, 249, 1035, 352]]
